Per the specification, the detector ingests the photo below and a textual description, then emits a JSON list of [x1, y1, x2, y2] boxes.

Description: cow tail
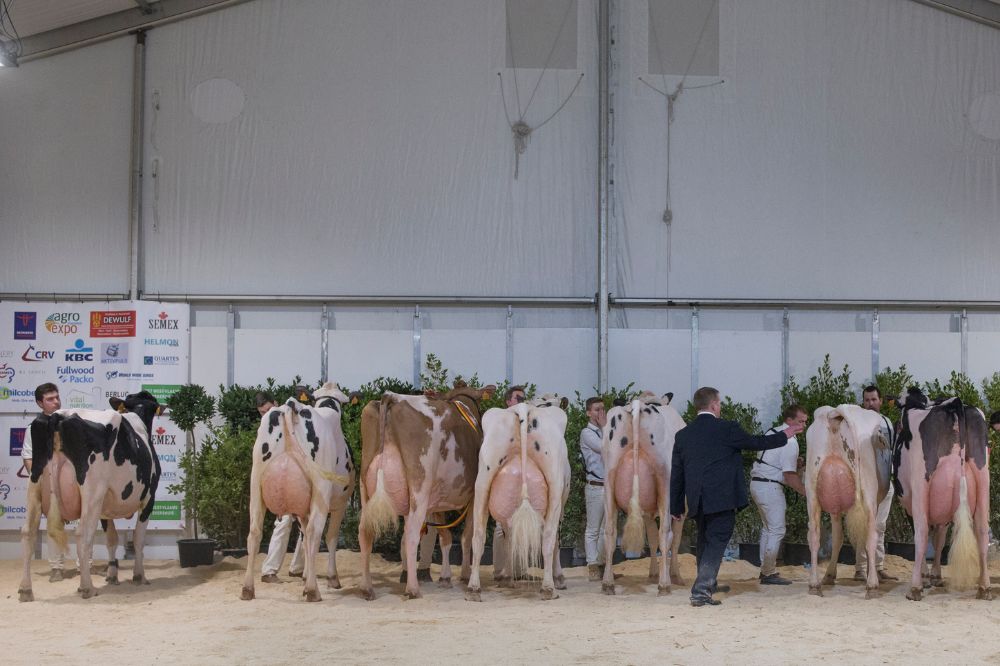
[[360, 398, 398, 541], [46, 430, 68, 554], [620, 401, 646, 554], [842, 413, 869, 553], [950, 405, 979, 591], [509, 405, 543, 577]]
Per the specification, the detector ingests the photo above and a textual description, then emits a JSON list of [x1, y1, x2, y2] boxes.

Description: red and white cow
[[894, 390, 991, 600], [804, 404, 887, 598], [241, 383, 355, 602], [18, 391, 163, 601], [601, 392, 686, 596], [465, 394, 571, 601], [358, 383, 494, 599]]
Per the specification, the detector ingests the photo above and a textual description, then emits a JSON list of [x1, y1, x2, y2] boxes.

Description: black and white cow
[[241, 383, 355, 602], [18, 391, 162, 601]]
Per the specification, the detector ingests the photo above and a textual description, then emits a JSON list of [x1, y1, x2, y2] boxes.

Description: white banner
[[0, 301, 190, 531]]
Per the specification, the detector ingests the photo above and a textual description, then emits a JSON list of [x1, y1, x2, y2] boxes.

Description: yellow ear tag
[[351, 396, 360, 405], [299, 392, 309, 402], [482, 391, 493, 401], [156, 406, 164, 416], [117, 404, 127, 413]]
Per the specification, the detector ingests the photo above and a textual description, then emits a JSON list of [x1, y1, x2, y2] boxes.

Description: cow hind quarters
[[948, 476, 980, 592], [360, 469, 399, 541], [509, 497, 544, 576]]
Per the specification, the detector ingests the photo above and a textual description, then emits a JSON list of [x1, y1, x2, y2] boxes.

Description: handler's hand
[[784, 422, 804, 438], [671, 514, 683, 522]]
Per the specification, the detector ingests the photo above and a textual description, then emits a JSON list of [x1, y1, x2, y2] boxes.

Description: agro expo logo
[[44, 312, 81, 336]]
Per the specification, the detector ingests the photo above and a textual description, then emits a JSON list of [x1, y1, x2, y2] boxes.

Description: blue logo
[[10, 428, 25, 456], [65, 338, 94, 362], [0, 364, 14, 384], [14, 312, 36, 340], [144, 356, 153, 366]]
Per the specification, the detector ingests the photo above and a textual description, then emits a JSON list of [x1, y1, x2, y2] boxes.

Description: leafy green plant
[[781, 354, 856, 425], [871, 364, 912, 426], [923, 371, 983, 410], [166, 384, 215, 433], [216, 376, 305, 433]]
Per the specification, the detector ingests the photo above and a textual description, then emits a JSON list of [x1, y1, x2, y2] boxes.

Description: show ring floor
[[2, 551, 998, 664]]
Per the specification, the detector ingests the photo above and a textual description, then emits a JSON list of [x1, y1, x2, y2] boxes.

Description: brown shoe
[[877, 570, 898, 582], [853, 570, 866, 581], [288, 570, 303, 578], [588, 565, 601, 582], [260, 574, 280, 583]]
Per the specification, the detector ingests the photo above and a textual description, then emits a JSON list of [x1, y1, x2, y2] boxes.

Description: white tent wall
[[0, 37, 133, 294]]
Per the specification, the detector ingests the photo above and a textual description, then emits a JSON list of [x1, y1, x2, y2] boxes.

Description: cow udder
[[816, 456, 855, 515], [612, 455, 658, 514], [489, 459, 548, 528], [261, 456, 312, 518]]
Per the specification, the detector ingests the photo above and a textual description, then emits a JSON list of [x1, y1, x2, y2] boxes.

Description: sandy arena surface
[[3, 550, 1000, 664]]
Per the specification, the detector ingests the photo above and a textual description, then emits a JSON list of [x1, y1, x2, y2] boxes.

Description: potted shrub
[[165, 384, 217, 567]]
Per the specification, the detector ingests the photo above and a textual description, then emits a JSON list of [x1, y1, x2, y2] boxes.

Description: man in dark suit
[[671, 387, 803, 606]]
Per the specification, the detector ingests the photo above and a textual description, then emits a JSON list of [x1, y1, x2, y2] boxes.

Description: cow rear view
[[805, 405, 886, 598]]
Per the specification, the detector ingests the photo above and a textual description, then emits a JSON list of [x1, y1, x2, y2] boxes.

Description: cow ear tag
[[299, 392, 309, 402], [482, 390, 493, 401], [117, 404, 127, 413], [156, 406, 164, 416], [351, 396, 360, 405]]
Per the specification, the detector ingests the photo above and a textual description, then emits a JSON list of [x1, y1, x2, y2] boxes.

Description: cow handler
[[580, 396, 609, 581]]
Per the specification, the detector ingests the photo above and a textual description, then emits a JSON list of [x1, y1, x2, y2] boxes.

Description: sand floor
[[3, 550, 1000, 664]]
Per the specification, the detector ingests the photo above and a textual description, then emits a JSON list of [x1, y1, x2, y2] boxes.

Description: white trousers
[[857, 488, 893, 574], [750, 480, 786, 577], [262, 514, 304, 576], [584, 483, 607, 566]]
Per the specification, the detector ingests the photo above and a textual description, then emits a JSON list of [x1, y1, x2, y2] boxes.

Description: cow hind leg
[[131, 519, 152, 585], [822, 515, 842, 586], [437, 527, 454, 588], [76, 492, 104, 599], [18, 487, 42, 602], [301, 506, 326, 602], [907, 516, 930, 601], [601, 476, 619, 596], [669, 516, 684, 586], [539, 491, 561, 600], [644, 515, 659, 581], [241, 477, 267, 601], [325, 501, 348, 590], [460, 515, 473, 583], [105, 521, 120, 584], [358, 510, 376, 601], [974, 465, 991, 599], [807, 496, 823, 595], [929, 525, 947, 587], [402, 513, 426, 599]]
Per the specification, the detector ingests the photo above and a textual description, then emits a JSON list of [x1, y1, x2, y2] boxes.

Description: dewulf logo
[[149, 311, 179, 330]]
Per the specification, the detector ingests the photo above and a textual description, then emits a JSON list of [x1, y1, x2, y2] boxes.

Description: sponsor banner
[[90, 310, 137, 338], [0, 301, 189, 531], [149, 500, 182, 521]]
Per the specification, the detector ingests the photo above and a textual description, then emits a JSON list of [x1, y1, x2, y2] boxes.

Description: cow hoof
[[554, 575, 566, 590], [977, 586, 993, 600], [398, 571, 407, 584], [417, 568, 433, 583], [288, 571, 303, 578], [106, 574, 119, 585], [78, 587, 97, 599], [327, 576, 341, 590], [404, 589, 423, 600], [602, 583, 616, 596], [132, 575, 150, 586], [495, 577, 514, 589], [18, 588, 33, 603], [648, 573, 659, 582], [240, 587, 255, 601], [865, 586, 879, 600], [304, 589, 322, 602], [540, 587, 558, 601], [906, 588, 923, 601], [670, 574, 685, 586], [460, 575, 470, 584], [822, 574, 836, 586], [361, 587, 376, 601], [464, 587, 482, 602], [657, 585, 671, 597], [808, 585, 823, 597], [438, 577, 453, 589], [930, 576, 945, 588], [49, 570, 64, 583]]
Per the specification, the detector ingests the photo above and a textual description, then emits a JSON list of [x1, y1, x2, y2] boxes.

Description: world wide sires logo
[[14, 312, 36, 340]]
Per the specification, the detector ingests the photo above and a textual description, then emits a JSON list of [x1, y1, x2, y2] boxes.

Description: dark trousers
[[691, 509, 736, 601]]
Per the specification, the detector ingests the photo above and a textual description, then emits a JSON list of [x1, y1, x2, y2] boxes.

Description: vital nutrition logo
[[148, 311, 180, 330], [0, 363, 14, 383], [44, 312, 81, 336], [9, 428, 25, 456], [64, 339, 94, 362], [14, 312, 36, 340], [100, 342, 129, 365], [90, 310, 137, 338]]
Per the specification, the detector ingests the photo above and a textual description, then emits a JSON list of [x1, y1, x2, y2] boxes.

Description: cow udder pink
[[488, 459, 548, 527], [816, 456, 856, 515], [261, 456, 312, 518], [613, 454, 658, 514]]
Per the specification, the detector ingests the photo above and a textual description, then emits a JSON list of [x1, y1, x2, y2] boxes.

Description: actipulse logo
[[14, 312, 36, 340], [100, 342, 129, 365], [148, 311, 180, 330], [0, 363, 14, 383], [45, 312, 81, 336], [90, 310, 137, 338], [64, 339, 94, 362], [21, 344, 55, 362]]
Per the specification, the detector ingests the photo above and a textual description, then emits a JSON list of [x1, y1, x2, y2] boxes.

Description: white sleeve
[[779, 438, 798, 473], [21, 425, 32, 460]]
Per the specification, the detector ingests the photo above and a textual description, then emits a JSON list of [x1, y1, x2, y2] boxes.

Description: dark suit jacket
[[670, 413, 789, 517]]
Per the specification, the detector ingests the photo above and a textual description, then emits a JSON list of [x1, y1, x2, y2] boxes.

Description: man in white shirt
[[21, 382, 71, 582], [749, 404, 807, 585], [580, 397, 607, 581], [855, 385, 898, 582]]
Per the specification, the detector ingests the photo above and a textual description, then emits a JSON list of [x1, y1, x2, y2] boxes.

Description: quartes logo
[[100, 342, 129, 365], [152, 426, 177, 448], [44, 312, 81, 336], [149, 311, 180, 330], [14, 312, 36, 340], [90, 310, 137, 338], [0, 363, 14, 384], [144, 338, 179, 347], [9, 427, 24, 456], [21, 344, 55, 362], [64, 339, 94, 362], [144, 355, 179, 366]]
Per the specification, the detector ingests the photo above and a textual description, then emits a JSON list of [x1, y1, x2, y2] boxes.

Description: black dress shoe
[[759, 574, 793, 585], [690, 597, 722, 607]]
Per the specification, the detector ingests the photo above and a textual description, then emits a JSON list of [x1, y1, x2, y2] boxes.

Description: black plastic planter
[[177, 538, 216, 567]]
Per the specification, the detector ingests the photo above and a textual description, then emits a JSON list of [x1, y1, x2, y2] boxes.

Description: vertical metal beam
[[412, 305, 422, 389], [596, 0, 610, 393], [127, 31, 147, 300], [960, 308, 969, 376], [226, 304, 236, 387], [320, 304, 330, 384], [505, 305, 514, 384], [781, 307, 790, 384], [690, 306, 700, 397], [871, 308, 880, 380]]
